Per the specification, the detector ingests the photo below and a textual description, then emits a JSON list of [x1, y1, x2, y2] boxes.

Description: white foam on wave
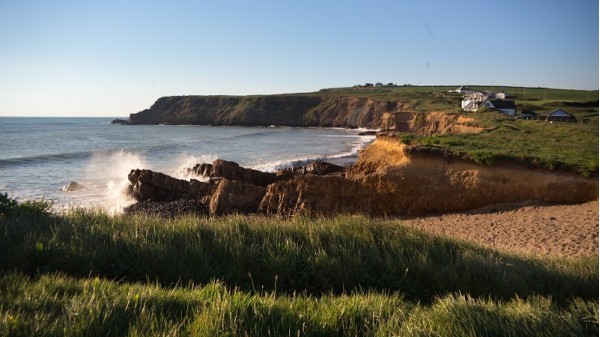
[[81, 150, 147, 213], [249, 133, 375, 172], [76, 151, 219, 213], [169, 153, 218, 181], [250, 157, 316, 173]]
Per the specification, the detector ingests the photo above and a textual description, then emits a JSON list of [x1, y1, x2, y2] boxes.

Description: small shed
[[541, 109, 575, 122], [519, 110, 537, 120]]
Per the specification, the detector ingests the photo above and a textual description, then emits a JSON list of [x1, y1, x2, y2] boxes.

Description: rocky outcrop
[[118, 95, 407, 129], [61, 181, 85, 192], [209, 179, 266, 215], [286, 160, 344, 176], [207, 160, 278, 187], [126, 158, 353, 216], [128, 169, 214, 202], [259, 139, 598, 216], [126, 141, 598, 217]]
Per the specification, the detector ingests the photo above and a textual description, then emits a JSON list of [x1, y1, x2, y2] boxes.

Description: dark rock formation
[[209, 179, 266, 215], [285, 160, 344, 176], [128, 169, 214, 202], [125, 158, 351, 216], [211, 160, 278, 187], [111, 119, 131, 125], [117, 95, 405, 129], [61, 181, 85, 192]]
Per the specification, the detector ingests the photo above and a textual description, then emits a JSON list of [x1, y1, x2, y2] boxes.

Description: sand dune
[[402, 200, 598, 258]]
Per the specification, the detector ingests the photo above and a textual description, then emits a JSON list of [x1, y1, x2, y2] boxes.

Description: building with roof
[[461, 97, 516, 116], [539, 109, 575, 122]]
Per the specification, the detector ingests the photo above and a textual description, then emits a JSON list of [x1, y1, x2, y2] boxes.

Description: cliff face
[[126, 95, 405, 128], [259, 138, 598, 216]]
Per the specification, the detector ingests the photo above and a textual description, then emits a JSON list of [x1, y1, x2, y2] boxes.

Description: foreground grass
[[1, 272, 597, 337], [1, 208, 597, 303], [1, 198, 598, 336]]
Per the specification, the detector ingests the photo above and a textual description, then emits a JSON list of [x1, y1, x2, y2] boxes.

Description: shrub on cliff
[[467, 150, 497, 166]]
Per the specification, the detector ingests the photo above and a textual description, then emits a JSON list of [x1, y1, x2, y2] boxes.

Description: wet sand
[[401, 200, 599, 258]]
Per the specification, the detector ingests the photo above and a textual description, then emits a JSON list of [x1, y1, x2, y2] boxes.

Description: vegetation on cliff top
[[1, 196, 598, 336], [339, 85, 599, 176], [398, 113, 599, 175]]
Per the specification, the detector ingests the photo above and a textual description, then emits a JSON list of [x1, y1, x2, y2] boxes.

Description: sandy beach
[[401, 200, 599, 258]]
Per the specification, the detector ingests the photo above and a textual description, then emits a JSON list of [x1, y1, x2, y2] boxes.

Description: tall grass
[[0, 272, 597, 337], [1, 201, 597, 304], [1, 198, 597, 335]]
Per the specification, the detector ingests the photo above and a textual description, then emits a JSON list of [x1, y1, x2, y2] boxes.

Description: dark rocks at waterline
[[209, 179, 266, 215], [126, 158, 352, 216], [61, 181, 85, 192], [284, 160, 344, 176], [190, 159, 278, 187], [128, 169, 215, 202], [111, 119, 131, 125], [124, 200, 208, 218]]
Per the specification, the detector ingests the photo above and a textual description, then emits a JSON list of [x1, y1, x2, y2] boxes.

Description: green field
[[1, 196, 598, 336], [313, 85, 599, 114], [399, 114, 599, 175]]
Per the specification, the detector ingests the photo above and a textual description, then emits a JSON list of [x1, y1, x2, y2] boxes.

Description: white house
[[462, 98, 516, 116], [461, 93, 494, 111], [495, 91, 507, 99]]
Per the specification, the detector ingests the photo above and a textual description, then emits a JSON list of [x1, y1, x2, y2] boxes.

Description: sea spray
[[169, 153, 217, 181], [84, 150, 147, 212]]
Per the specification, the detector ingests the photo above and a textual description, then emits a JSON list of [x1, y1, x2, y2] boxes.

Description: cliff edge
[[116, 95, 407, 128]]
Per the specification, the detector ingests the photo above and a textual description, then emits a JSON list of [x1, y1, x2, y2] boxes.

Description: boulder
[[211, 159, 277, 187], [189, 163, 213, 178], [209, 179, 266, 215], [259, 175, 368, 216], [282, 160, 345, 176], [61, 181, 85, 192], [128, 169, 214, 202]]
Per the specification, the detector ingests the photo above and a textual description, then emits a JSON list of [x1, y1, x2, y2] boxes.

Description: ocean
[[0, 117, 374, 212]]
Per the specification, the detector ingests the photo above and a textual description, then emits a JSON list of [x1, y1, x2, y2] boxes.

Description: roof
[[490, 99, 516, 110], [547, 109, 572, 117]]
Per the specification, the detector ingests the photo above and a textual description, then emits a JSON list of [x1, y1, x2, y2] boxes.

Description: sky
[[0, 0, 598, 117]]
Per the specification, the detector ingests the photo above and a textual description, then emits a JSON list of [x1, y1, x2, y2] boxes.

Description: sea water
[[0, 117, 374, 212]]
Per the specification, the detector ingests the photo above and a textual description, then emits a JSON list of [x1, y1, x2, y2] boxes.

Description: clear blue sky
[[1, 0, 598, 116]]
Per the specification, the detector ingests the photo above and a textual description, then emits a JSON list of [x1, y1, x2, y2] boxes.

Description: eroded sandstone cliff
[[259, 138, 598, 216]]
